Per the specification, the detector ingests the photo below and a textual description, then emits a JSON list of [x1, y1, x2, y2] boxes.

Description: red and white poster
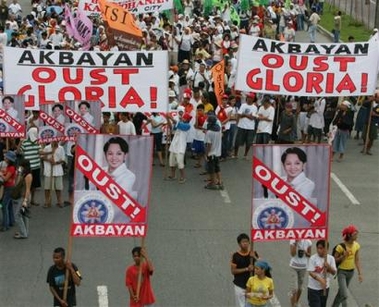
[[71, 134, 153, 237], [3, 47, 168, 112], [0, 95, 25, 138], [65, 100, 101, 140], [251, 145, 331, 241], [235, 35, 379, 97], [38, 103, 66, 143]]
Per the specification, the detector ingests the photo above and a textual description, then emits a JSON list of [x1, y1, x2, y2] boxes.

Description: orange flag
[[211, 59, 225, 106], [98, 0, 142, 50]]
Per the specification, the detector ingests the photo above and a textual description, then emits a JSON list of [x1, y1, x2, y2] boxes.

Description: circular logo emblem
[[39, 126, 57, 139], [0, 120, 9, 132], [65, 123, 83, 138], [253, 200, 294, 230], [74, 193, 114, 224]]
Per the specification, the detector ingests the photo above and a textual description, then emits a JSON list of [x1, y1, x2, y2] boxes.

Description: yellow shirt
[[337, 241, 360, 270], [246, 275, 274, 306]]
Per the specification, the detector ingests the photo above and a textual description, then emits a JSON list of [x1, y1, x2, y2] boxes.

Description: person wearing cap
[[307, 240, 337, 307], [332, 225, 362, 307], [166, 111, 192, 183], [245, 260, 274, 307], [248, 19, 261, 37], [283, 20, 296, 42], [234, 93, 258, 159], [331, 100, 354, 162], [1, 150, 17, 231], [19, 127, 42, 206], [256, 97, 275, 145], [204, 115, 223, 189], [178, 59, 193, 100], [168, 90, 178, 110], [191, 61, 210, 90]]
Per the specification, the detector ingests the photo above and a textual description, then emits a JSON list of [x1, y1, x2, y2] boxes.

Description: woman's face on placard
[[79, 104, 89, 115], [3, 98, 13, 110], [105, 143, 126, 171], [283, 153, 304, 179]]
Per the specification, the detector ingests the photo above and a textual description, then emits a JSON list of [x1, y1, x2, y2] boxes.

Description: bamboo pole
[[136, 236, 146, 300]]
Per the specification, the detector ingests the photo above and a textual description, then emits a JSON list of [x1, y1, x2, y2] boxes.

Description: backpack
[[332, 243, 346, 267]]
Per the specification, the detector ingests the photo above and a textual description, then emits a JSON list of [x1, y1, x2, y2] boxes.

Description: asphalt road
[[1, 4, 379, 307]]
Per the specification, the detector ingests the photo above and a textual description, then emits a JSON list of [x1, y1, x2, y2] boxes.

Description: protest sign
[[64, 5, 93, 50], [98, 0, 142, 51], [65, 100, 101, 140], [71, 134, 153, 237], [78, 0, 173, 16], [211, 59, 225, 106], [251, 145, 330, 241], [0, 95, 25, 138], [236, 35, 379, 97], [3, 47, 168, 112], [38, 103, 66, 143]]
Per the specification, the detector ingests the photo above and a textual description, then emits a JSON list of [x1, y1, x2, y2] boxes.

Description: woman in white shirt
[[281, 147, 315, 199], [103, 137, 137, 200]]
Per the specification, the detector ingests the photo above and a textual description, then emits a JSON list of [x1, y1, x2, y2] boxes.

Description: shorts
[[152, 132, 163, 152], [192, 140, 205, 154], [291, 268, 306, 291], [31, 168, 41, 189], [363, 123, 378, 141], [169, 152, 185, 169], [44, 176, 63, 191], [236, 128, 255, 148], [206, 156, 220, 174], [307, 126, 322, 138]]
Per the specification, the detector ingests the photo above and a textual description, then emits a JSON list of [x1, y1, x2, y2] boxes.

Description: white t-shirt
[[118, 121, 136, 135], [257, 105, 275, 134], [204, 129, 222, 157], [237, 103, 257, 130], [307, 253, 336, 290], [289, 239, 312, 269]]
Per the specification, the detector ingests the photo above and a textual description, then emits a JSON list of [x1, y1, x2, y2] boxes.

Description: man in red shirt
[[125, 247, 155, 307]]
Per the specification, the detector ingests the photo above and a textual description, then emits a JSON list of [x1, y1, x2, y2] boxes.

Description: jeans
[[309, 25, 317, 43], [14, 198, 29, 238], [221, 129, 231, 158], [297, 14, 304, 31], [1, 187, 15, 230], [333, 30, 340, 43], [228, 124, 237, 153], [332, 129, 349, 154], [332, 269, 355, 307], [308, 287, 329, 307]]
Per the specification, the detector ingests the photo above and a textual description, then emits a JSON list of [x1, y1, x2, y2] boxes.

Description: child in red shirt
[[125, 247, 155, 307]]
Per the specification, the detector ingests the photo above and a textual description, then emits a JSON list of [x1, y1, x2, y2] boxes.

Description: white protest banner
[[0, 95, 25, 138], [236, 35, 379, 97], [3, 47, 168, 112], [71, 134, 153, 237], [78, 0, 173, 16], [251, 145, 330, 241]]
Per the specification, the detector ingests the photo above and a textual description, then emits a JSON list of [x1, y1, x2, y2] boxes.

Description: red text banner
[[71, 134, 153, 237], [235, 35, 379, 96], [253, 156, 325, 226], [3, 47, 169, 112], [251, 145, 330, 242], [75, 145, 146, 223]]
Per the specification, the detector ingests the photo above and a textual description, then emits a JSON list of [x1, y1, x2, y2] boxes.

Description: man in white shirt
[[234, 92, 258, 159], [307, 240, 336, 307], [308, 97, 325, 143], [42, 141, 66, 208], [308, 7, 320, 43], [256, 98, 275, 144]]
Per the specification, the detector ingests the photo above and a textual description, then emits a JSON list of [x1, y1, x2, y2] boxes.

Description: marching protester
[[47, 247, 82, 307], [307, 240, 337, 307], [289, 239, 312, 307], [126, 246, 155, 307], [332, 225, 363, 307], [231, 233, 259, 307]]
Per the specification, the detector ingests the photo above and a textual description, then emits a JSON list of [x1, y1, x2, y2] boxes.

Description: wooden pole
[[136, 236, 146, 300], [363, 100, 374, 154], [63, 233, 74, 302]]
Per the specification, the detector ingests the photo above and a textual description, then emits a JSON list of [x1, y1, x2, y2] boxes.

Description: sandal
[[204, 184, 219, 190], [164, 176, 176, 181], [14, 233, 27, 239], [43, 204, 51, 208], [194, 164, 201, 168]]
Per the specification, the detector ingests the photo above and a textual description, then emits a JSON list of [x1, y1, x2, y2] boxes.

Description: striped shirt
[[21, 140, 41, 170]]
